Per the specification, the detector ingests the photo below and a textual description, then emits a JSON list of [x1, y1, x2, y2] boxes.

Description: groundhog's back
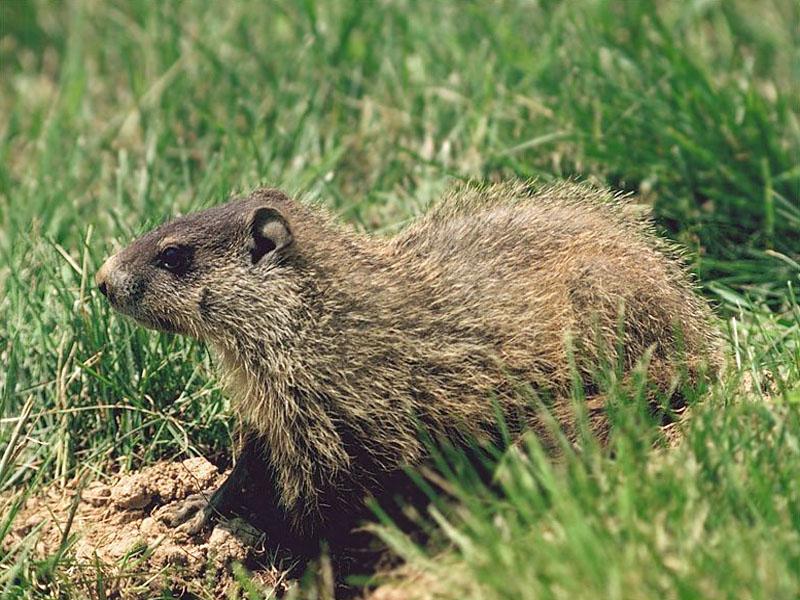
[[388, 181, 721, 393]]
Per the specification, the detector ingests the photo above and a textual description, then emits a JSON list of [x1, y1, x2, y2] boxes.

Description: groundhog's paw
[[158, 492, 215, 535]]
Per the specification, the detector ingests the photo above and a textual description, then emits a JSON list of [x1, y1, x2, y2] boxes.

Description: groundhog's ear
[[249, 207, 293, 264]]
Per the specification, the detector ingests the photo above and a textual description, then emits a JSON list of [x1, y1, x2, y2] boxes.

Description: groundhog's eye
[[156, 245, 192, 275]]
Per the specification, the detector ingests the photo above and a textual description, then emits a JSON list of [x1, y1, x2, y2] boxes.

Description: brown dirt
[[5, 457, 296, 598]]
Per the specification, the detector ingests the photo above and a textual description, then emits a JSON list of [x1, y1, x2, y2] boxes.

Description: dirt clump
[[5, 457, 294, 598]]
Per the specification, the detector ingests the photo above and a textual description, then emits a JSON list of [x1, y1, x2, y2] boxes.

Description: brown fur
[[96, 180, 722, 541]]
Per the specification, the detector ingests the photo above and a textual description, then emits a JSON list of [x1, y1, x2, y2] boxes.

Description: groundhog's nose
[[96, 254, 118, 299]]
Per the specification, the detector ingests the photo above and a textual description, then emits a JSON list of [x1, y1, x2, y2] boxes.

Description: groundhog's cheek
[[155, 288, 210, 337], [198, 286, 213, 320]]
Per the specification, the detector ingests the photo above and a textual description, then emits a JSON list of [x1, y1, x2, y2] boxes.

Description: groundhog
[[96, 180, 721, 556]]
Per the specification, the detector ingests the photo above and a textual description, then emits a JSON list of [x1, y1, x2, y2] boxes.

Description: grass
[[0, 0, 798, 597]]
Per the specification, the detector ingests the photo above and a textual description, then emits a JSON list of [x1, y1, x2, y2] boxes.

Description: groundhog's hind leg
[[568, 256, 715, 409]]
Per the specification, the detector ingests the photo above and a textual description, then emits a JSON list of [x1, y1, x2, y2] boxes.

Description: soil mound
[[5, 457, 294, 598]]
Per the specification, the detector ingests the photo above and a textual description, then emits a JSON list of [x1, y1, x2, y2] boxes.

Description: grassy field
[[1, 0, 799, 598]]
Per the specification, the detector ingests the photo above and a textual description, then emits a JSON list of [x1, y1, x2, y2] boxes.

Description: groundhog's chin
[[116, 306, 188, 336], [141, 316, 180, 334]]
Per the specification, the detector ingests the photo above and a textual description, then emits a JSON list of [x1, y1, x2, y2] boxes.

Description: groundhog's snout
[[95, 254, 120, 302]]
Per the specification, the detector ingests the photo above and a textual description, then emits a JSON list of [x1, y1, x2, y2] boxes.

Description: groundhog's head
[[96, 189, 298, 343]]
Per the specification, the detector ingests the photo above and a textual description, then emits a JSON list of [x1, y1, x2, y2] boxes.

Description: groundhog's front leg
[[161, 436, 260, 535], [161, 436, 314, 554]]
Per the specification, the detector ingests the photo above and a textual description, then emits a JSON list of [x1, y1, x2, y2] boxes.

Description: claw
[[159, 491, 216, 534], [178, 504, 213, 535]]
